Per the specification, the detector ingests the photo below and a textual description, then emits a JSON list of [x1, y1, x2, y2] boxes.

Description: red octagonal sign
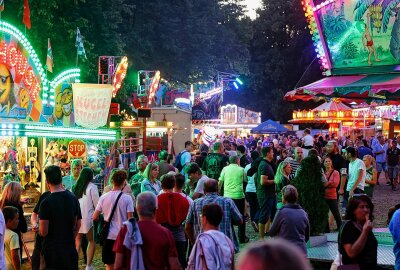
[[68, 140, 86, 158]]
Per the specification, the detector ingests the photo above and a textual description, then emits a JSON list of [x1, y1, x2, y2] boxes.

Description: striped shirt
[[186, 193, 242, 252], [286, 157, 301, 179]]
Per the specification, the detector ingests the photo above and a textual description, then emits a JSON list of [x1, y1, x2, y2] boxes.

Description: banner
[[72, 83, 112, 129], [192, 93, 221, 120]]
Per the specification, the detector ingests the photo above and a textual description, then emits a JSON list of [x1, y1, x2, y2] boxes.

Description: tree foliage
[[292, 155, 329, 235], [243, 0, 323, 122]]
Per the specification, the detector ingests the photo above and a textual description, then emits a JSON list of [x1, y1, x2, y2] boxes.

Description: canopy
[[312, 100, 352, 112], [251, 119, 288, 134], [284, 74, 400, 102]]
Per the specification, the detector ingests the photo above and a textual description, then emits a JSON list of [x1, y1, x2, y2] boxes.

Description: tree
[[246, 0, 323, 122], [291, 155, 329, 235]]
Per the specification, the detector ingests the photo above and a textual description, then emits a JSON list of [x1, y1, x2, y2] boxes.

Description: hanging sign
[[72, 83, 113, 129]]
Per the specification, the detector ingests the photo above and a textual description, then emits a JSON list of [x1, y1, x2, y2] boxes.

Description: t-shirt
[[244, 164, 256, 193], [219, 164, 245, 199], [256, 159, 275, 197], [180, 151, 192, 171], [202, 153, 228, 180], [5, 229, 19, 270], [62, 175, 78, 191], [158, 161, 176, 178], [347, 158, 366, 191], [95, 190, 134, 240], [387, 148, 400, 167], [303, 134, 314, 147], [340, 221, 377, 270], [240, 155, 250, 168], [328, 153, 347, 174], [0, 211, 5, 270], [357, 146, 373, 160], [33, 191, 51, 250], [113, 220, 178, 270], [39, 191, 82, 250], [193, 175, 209, 196]]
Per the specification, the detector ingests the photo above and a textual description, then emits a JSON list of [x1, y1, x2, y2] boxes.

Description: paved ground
[[22, 174, 399, 269]]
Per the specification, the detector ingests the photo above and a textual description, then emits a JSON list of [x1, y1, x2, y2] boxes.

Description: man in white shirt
[[187, 163, 209, 200], [302, 128, 313, 157], [339, 146, 366, 207]]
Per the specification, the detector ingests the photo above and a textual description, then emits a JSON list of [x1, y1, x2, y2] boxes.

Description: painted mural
[[47, 83, 75, 126], [315, 0, 400, 69]]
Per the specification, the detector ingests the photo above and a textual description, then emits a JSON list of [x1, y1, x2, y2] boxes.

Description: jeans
[[245, 192, 259, 223], [176, 241, 187, 269], [233, 198, 246, 241], [343, 188, 364, 208], [325, 198, 342, 230]]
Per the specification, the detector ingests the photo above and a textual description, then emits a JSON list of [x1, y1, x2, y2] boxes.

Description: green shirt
[[219, 164, 245, 199]]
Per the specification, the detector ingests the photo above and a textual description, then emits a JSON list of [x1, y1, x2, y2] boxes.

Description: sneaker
[[251, 221, 259, 233]]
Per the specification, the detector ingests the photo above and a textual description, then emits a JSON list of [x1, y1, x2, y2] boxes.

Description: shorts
[[102, 239, 116, 265], [257, 195, 277, 224], [376, 162, 387, 173], [388, 166, 398, 179]]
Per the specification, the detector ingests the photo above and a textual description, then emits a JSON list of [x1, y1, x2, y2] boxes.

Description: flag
[[0, 0, 5, 12], [22, 0, 31, 29], [46, 38, 54, 73], [75, 27, 87, 59]]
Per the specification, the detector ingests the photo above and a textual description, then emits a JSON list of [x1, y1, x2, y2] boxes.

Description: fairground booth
[[0, 21, 117, 208], [285, 0, 400, 138]]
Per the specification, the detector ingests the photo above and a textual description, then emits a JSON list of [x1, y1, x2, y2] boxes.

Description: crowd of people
[[0, 129, 400, 269]]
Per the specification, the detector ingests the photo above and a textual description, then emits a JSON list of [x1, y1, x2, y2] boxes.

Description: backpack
[[174, 150, 187, 171]]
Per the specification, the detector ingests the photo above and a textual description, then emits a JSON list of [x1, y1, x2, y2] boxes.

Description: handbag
[[337, 221, 360, 270], [98, 191, 123, 246]]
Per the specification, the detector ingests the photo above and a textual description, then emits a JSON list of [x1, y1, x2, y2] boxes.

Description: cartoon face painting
[[61, 87, 73, 116], [0, 64, 15, 112], [54, 92, 63, 119], [18, 88, 30, 109]]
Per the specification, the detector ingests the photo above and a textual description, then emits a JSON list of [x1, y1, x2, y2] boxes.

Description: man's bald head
[[204, 179, 218, 193]]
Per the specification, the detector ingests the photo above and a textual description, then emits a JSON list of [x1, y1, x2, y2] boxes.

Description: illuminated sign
[[148, 70, 160, 105], [112, 56, 128, 98]]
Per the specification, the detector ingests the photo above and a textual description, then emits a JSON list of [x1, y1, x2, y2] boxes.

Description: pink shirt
[[324, 170, 340, 199]]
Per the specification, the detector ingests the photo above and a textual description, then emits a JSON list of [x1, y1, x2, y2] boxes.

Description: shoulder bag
[[98, 191, 124, 246]]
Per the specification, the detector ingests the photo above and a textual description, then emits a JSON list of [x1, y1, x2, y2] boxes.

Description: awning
[[251, 119, 288, 134], [284, 74, 400, 102]]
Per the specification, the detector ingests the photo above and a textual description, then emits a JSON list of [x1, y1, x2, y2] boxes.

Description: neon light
[[24, 131, 116, 141], [235, 78, 243, 85], [148, 71, 161, 105], [233, 82, 239, 89], [49, 68, 81, 102], [112, 56, 128, 98], [25, 125, 116, 135], [199, 87, 223, 99]]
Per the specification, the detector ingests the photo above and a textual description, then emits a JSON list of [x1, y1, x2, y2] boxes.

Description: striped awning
[[284, 74, 400, 102]]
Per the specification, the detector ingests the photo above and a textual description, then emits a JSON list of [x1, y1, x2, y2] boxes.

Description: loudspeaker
[[138, 108, 152, 118]]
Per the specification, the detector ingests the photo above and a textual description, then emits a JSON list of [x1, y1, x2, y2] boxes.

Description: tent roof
[[284, 74, 400, 102], [251, 119, 288, 134], [312, 101, 352, 112]]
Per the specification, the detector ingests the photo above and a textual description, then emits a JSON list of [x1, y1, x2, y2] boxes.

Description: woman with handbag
[[93, 170, 134, 270], [72, 167, 99, 270], [338, 194, 377, 270]]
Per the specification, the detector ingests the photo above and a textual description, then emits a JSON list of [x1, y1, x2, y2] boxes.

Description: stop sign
[[68, 140, 86, 158]]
